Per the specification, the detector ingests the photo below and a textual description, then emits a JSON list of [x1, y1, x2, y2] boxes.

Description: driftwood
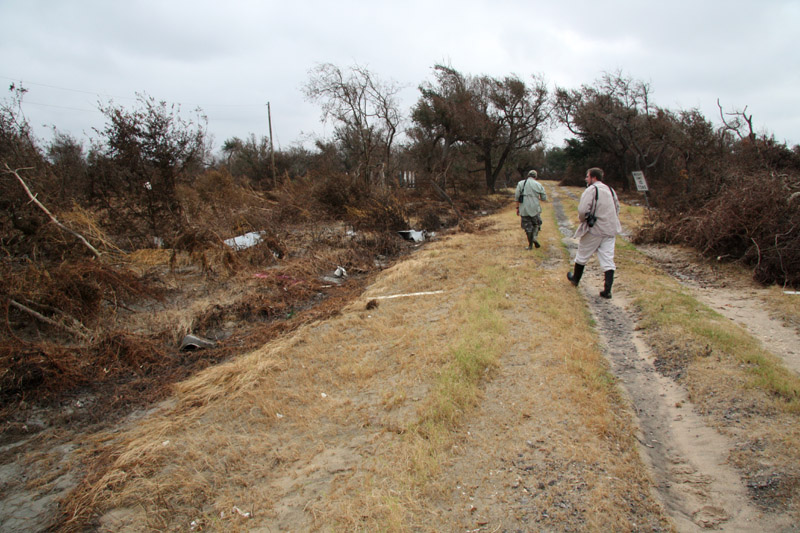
[[3, 163, 102, 258]]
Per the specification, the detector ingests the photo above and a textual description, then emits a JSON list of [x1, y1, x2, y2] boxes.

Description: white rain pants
[[575, 233, 616, 272]]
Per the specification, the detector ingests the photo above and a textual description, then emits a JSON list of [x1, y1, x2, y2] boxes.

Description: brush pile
[[1, 164, 500, 436]]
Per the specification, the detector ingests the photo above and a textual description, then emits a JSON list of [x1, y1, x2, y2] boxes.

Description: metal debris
[[180, 334, 217, 351]]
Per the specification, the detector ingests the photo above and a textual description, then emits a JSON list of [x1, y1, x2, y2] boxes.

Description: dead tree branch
[[9, 298, 91, 342], [3, 163, 102, 258], [717, 99, 755, 142], [430, 177, 461, 220]]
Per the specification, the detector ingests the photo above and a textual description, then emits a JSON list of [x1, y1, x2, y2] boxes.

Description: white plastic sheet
[[224, 231, 266, 251]]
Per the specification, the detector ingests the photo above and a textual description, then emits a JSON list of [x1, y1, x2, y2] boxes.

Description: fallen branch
[[430, 178, 461, 220], [9, 298, 91, 342], [373, 290, 446, 300], [3, 163, 102, 258]]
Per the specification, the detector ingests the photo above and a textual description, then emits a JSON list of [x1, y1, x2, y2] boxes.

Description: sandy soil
[[635, 243, 800, 375]]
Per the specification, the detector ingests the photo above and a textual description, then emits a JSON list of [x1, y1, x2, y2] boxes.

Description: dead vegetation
[[634, 165, 800, 288], [48, 197, 670, 532], [0, 86, 499, 431], [1, 151, 504, 445]]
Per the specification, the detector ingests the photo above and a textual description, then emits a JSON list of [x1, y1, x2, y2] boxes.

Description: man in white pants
[[567, 167, 622, 298]]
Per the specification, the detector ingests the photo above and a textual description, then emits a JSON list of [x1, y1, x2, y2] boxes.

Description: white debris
[[373, 290, 445, 300], [232, 506, 251, 518], [334, 266, 347, 277], [321, 392, 328, 398], [398, 229, 426, 242], [224, 231, 266, 251]]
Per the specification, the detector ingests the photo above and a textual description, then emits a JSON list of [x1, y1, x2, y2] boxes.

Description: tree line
[[2, 63, 799, 285]]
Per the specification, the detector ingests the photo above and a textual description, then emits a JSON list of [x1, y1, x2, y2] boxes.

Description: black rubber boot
[[600, 269, 615, 299], [525, 231, 534, 250], [567, 263, 585, 286]]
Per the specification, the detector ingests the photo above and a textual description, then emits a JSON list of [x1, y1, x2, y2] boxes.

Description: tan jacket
[[573, 182, 622, 239]]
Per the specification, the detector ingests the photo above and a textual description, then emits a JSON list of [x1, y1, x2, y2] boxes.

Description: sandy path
[[411, 194, 668, 531], [551, 185, 796, 532], [590, 292, 770, 531], [637, 244, 800, 375]]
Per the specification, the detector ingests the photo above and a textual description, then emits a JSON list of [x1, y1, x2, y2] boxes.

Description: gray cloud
[[2, 0, 797, 153]]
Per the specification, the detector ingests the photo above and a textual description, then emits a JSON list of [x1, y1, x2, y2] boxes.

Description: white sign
[[632, 171, 648, 192]]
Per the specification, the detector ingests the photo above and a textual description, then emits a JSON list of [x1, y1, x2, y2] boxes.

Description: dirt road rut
[[552, 185, 797, 532]]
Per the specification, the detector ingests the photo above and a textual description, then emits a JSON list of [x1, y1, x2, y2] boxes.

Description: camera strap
[[519, 177, 530, 201], [589, 185, 599, 218]]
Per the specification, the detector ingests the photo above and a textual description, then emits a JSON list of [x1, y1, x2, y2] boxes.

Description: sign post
[[631, 170, 650, 208]]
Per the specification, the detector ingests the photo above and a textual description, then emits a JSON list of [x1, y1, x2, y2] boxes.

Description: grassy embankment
[[317, 190, 667, 530]]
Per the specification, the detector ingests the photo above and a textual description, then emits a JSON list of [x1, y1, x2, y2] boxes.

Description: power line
[[2, 75, 283, 146], [0, 74, 133, 100], [1, 74, 265, 109], [22, 100, 101, 113]]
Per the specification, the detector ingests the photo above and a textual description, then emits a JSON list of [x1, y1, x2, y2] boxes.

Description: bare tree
[[717, 99, 756, 143], [303, 63, 403, 188]]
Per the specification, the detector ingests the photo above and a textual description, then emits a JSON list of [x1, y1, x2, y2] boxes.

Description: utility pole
[[267, 102, 277, 187]]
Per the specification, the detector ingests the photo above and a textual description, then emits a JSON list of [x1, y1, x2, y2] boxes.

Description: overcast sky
[[2, 0, 798, 155]]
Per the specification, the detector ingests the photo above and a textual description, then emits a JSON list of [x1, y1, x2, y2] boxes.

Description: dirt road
[[551, 186, 799, 532], [1, 183, 799, 532]]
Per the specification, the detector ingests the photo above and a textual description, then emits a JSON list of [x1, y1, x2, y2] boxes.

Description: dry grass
[[59, 193, 668, 532], [58, 204, 125, 255], [307, 196, 665, 531]]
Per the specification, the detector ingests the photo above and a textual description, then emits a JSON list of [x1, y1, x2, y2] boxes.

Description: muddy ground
[[1, 184, 799, 532]]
